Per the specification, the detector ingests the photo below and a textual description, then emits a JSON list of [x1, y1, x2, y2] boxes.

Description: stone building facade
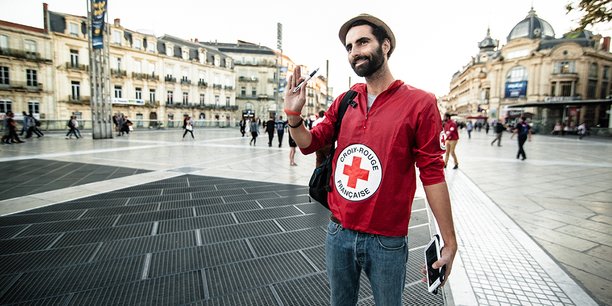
[[445, 8, 611, 134]]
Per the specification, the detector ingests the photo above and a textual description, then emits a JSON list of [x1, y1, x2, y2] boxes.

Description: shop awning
[[507, 98, 611, 108], [466, 115, 488, 119]]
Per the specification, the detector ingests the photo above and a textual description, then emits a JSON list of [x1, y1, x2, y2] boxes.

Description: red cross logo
[[343, 157, 370, 188]]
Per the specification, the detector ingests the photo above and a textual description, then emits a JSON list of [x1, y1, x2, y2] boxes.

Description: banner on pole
[[92, 0, 107, 49]]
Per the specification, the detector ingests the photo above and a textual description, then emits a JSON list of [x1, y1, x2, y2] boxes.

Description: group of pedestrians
[[444, 116, 534, 162], [65, 116, 82, 139], [112, 113, 133, 137], [2, 111, 45, 144]]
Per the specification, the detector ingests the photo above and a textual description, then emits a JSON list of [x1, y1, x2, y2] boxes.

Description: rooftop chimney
[[602, 37, 610, 52], [43, 3, 49, 33], [114, 18, 120, 27]]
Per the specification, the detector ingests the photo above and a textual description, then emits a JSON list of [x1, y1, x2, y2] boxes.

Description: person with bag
[[283, 14, 457, 305], [491, 120, 505, 146], [182, 116, 194, 139]]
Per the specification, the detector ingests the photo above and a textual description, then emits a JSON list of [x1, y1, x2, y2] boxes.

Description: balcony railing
[[198, 80, 208, 88], [224, 85, 233, 90], [0, 81, 43, 92], [238, 76, 258, 82], [180, 78, 192, 85], [164, 75, 177, 83], [66, 62, 89, 71], [212, 84, 223, 89], [65, 95, 91, 104], [0, 48, 51, 62], [111, 69, 127, 78]]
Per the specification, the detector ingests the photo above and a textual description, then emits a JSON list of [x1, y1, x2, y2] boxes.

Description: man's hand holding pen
[[284, 66, 308, 118]]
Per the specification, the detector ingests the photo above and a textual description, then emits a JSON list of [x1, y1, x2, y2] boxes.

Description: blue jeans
[[326, 221, 408, 306]]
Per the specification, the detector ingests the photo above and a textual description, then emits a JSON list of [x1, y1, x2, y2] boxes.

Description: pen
[[292, 68, 319, 93]]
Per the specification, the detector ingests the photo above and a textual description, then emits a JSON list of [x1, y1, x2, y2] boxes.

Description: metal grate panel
[[407, 225, 431, 250], [115, 208, 194, 226], [191, 189, 248, 200], [0, 243, 98, 274], [157, 214, 235, 234], [302, 246, 326, 271], [273, 273, 330, 306], [409, 209, 428, 226], [200, 220, 282, 244], [159, 197, 225, 210], [82, 203, 159, 218], [258, 195, 311, 208], [95, 231, 196, 260], [222, 192, 280, 204], [186, 286, 278, 306], [249, 228, 326, 256], [149, 240, 253, 278], [276, 214, 330, 231], [17, 216, 117, 237], [0, 211, 85, 226], [127, 193, 191, 205], [67, 271, 205, 305], [205, 252, 316, 296], [53, 223, 153, 248], [21, 198, 129, 214], [0, 256, 145, 304], [295, 203, 329, 214], [0, 225, 29, 239], [194, 201, 261, 216], [162, 185, 217, 195], [234, 206, 302, 223], [0, 234, 61, 255]]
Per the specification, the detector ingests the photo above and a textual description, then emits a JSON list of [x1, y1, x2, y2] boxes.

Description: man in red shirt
[[284, 14, 457, 305], [443, 113, 460, 169]]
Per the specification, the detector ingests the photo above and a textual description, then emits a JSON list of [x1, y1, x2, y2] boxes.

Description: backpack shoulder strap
[[333, 90, 357, 140]]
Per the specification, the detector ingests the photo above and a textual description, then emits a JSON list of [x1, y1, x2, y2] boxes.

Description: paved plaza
[[0, 126, 609, 305]]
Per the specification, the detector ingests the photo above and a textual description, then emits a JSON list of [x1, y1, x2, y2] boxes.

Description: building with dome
[[444, 8, 612, 135]]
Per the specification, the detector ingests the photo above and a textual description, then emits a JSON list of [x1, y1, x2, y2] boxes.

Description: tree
[[565, 0, 612, 31]]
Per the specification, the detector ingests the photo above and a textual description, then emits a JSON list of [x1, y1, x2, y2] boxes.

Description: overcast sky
[[0, 0, 610, 98]]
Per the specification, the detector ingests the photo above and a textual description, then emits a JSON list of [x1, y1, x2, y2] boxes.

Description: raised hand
[[284, 66, 307, 115]]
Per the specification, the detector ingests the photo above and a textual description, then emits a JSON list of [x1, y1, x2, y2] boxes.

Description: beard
[[351, 45, 385, 77]]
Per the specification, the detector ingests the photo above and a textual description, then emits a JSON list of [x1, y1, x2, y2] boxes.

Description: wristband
[[288, 118, 304, 128], [284, 109, 301, 116]]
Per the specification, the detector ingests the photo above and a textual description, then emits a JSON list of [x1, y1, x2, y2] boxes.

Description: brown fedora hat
[[338, 13, 396, 56]]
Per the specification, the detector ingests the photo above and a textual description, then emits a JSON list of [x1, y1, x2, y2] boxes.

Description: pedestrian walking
[[511, 117, 532, 160], [491, 120, 504, 146], [27, 112, 44, 138], [182, 116, 195, 139], [239, 118, 246, 137], [275, 116, 287, 147], [288, 129, 297, 166], [2, 111, 24, 144], [283, 14, 456, 305], [265, 116, 275, 147], [65, 116, 79, 139], [249, 117, 259, 146], [466, 121, 473, 139], [577, 122, 587, 140], [443, 113, 459, 169]]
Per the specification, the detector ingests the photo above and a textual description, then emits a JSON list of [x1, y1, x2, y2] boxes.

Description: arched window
[[505, 66, 528, 98], [506, 66, 527, 82]]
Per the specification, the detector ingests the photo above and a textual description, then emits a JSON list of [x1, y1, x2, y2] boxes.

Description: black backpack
[[308, 90, 358, 209]]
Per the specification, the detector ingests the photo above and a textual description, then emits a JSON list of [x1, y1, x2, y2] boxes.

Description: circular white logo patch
[[439, 131, 447, 150], [334, 144, 382, 202]]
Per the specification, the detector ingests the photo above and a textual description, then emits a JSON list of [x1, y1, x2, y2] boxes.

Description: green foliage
[[565, 0, 612, 31]]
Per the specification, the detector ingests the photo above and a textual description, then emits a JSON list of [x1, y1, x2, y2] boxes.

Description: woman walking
[[249, 117, 259, 146], [182, 116, 194, 139]]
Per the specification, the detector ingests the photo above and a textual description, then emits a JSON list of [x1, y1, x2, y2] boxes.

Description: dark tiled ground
[[0, 159, 150, 201], [0, 174, 442, 305]]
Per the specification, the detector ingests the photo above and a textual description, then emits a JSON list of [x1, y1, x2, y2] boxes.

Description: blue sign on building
[[505, 81, 527, 98]]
